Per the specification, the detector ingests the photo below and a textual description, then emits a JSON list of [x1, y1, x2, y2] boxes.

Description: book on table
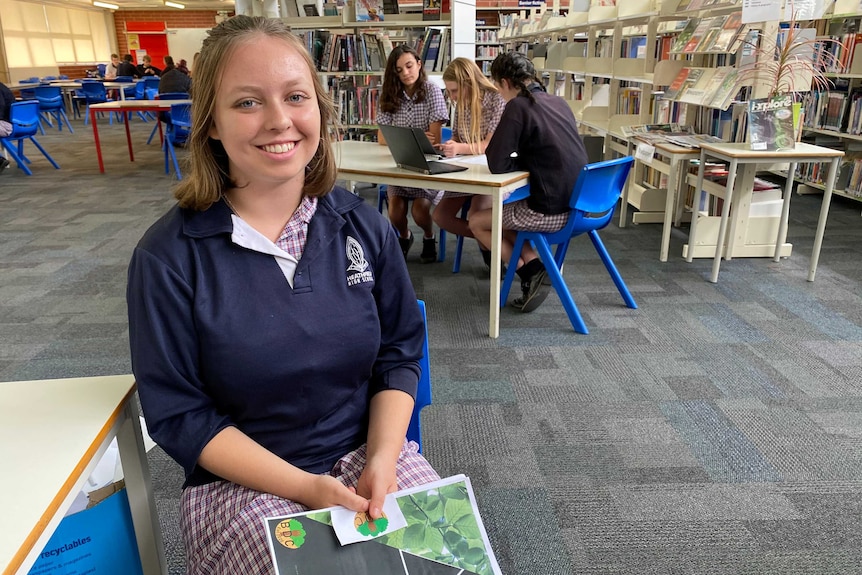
[[748, 94, 796, 151], [264, 475, 502, 575]]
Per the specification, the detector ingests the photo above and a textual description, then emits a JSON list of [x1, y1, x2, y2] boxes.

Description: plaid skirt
[[503, 199, 568, 232], [179, 440, 439, 575], [386, 185, 441, 202]]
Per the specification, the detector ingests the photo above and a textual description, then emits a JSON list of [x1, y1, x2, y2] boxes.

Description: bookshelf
[[284, 3, 475, 130]]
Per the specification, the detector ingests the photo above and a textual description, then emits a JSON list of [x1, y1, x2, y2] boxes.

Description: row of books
[[801, 90, 855, 133], [817, 33, 862, 74], [327, 77, 381, 126], [670, 13, 745, 54], [676, 0, 739, 10], [298, 30, 392, 73]]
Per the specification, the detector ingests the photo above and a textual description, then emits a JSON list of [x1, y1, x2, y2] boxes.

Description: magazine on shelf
[[422, 0, 441, 21], [671, 18, 702, 53], [709, 12, 744, 52], [355, 0, 384, 21], [705, 67, 741, 110], [264, 475, 502, 575], [748, 95, 796, 151]]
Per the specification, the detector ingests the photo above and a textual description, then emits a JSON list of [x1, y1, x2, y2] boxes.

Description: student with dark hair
[[126, 15, 438, 573], [158, 55, 191, 94], [117, 54, 139, 78], [377, 44, 449, 263], [469, 51, 588, 312]]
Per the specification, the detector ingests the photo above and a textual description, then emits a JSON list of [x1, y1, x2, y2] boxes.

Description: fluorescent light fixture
[[93, 1, 119, 8], [165, 1, 185, 7]]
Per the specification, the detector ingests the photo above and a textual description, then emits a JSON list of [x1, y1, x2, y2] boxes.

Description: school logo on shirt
[[346, 236, 373, 286]]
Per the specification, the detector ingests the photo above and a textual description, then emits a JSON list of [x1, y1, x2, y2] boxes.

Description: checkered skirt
[[179, 440, 439, 575], [503, 198, 569, 232]]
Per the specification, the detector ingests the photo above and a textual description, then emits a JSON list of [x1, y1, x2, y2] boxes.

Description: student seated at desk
[[138, 54, 162, 77], [158, 56, 191, 94], [103, 53, 120, 80], [117, 54, 140, 78], [432, 57, 505, 269], [469, 51, 589, 313], [377, 44, 449, 263], [126, 16, 439, 574]]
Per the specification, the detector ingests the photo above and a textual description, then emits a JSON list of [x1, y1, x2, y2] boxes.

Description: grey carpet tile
[[4, 119, 862, 573]]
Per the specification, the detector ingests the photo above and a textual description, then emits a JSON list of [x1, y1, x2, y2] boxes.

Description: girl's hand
[[304, 475, 370, 512], [437, 140, 459, 157], [424, 130, 439, 145], [355, 457, 398, 520]]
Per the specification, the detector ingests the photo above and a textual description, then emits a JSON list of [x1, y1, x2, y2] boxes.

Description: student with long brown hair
[[377, 44, 449, 263], [433, 57, 505, 268]]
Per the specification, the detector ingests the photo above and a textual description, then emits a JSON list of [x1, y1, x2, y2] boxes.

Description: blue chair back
[[143, 76, 161, 94], [41, 76, 58, 81], [115, 75, 134, 83], [134, 80, 147, 100], [97, 64, 106, 77], [81, 80, 108, 103], [7, 101, 42, 138], [58, 75, 69, 80], [407, 300, 432, 452], [158, 92, 189, 100], [21, 77, 39, 84], [34, 86, 63, 110]]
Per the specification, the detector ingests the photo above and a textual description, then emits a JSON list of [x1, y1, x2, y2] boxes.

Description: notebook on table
[[378, 124, 468, 175]]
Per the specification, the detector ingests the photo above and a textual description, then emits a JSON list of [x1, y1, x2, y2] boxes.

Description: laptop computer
[[378, 124, 468, 175]]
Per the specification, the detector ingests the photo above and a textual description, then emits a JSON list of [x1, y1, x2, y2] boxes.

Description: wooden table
[[334, 140, 529, 338], [687, 142, 844, 283], [0, 375, 166, 575], [90, 99, 191, 173]]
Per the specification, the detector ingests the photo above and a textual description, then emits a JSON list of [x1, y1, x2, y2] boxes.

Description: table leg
[[774, 161, 797, 262], [125, 113, 135, 162], [91, 108, 105, 173], [116, 398, 167, 575], [710, 158, 738, 283], [808, 157, 840, 281], [673, 159, 690, 227], [619, 140, 633, 228], [686, 150, 706, 263], [660, 155, 680, 262], [488, 193, 502, 338]]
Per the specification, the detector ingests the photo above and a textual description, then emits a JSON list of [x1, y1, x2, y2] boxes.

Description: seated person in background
[[0, 81, 13, 171], [103, 53, 120, 79], [158, 55, 192, 94], [469, 51, 588, 313], [177, 58, 191, 75], [432, 57, 505, 270], [126, 16, 439, 572], [138, 54, 162, 77], [116, 54, 140, 78]]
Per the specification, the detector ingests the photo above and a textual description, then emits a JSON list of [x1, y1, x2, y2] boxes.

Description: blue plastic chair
[[97, 64, 107, 77], [34, 86, 74, 133], [80, 81, 114, 125], [406, 300, 432, 453], [147, 91, 188, 146], [165, 103, 191, 179], [500, 156, 637, 334], [0, 101, 61, 176]]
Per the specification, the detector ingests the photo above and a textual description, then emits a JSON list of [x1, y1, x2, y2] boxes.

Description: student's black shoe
[[399, 232, 414, 259], [420, 237, 437, 263], [512, 269, 550, 312], [0, 157, 10, 173], [480, 248, 508, 275]]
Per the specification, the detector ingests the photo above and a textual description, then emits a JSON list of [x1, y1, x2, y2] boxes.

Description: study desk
[[618, 138, 700, 262], [0, 375, 166, 575], [90, 99, 191, 173], [687, 142, 844, 283], [333, 140, 529, 338]]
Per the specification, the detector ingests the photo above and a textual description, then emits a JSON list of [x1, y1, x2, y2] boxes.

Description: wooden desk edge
[[337, 167, 528, 188], [5, 384, 138, 575]]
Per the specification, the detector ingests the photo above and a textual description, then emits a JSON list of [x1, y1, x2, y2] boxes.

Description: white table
[[0, 375, 166, 575], [334, 140, 529, 338], [688, 142, 844, 283]]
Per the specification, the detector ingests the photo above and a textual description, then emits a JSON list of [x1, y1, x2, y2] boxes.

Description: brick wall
[[112, 10, 221, 58], [476, 0, 522, 8], [58, 64, 98, 79]]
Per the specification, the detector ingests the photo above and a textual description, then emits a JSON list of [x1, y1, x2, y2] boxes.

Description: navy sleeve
[[127, 245, 234, 479], [369, 217, 424, 399], [486, 102, 522, 174]]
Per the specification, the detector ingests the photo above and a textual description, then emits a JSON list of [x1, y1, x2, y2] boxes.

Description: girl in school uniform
[[433, 57, 506, 269], [469, 51, 589, 313], [377, 45, 449, 263], [127, 16, 439, 573]]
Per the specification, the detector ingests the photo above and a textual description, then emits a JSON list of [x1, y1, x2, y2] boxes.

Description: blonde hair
[[173, 15, 338, 211], [442, 58, 497, 153]]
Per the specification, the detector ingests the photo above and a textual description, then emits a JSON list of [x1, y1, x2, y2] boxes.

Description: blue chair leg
[[147, 122, 161, 145], [2, 140, 33, 175], [377, 185, 388, 213], [588, 230, 637, 309], [534, 237, 588, 334], [28, 137, 61, 170], [452, 234, 465, 272], [500, 234, 528, 307], [438, 230, 447, 262]]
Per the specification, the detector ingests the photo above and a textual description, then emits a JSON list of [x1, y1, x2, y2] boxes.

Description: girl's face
[[209, 36, 321, 194], [493, 77, 519, 103], [395, 53, 421, 89], [444, 80, 460, 102]]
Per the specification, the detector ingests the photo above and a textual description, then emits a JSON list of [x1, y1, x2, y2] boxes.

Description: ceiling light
[[165, 1, 185, 7], [93, 1, 119, 8]]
